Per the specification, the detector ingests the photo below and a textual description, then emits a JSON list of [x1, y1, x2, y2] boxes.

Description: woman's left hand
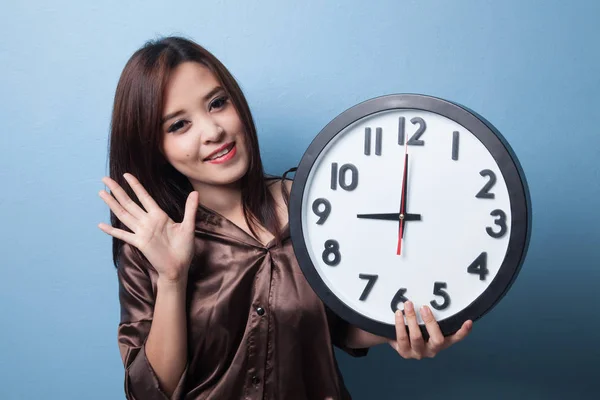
[[389, 301, 473, 359]]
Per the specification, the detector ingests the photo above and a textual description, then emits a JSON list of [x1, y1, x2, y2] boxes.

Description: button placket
[[245, 252, 272, 399]]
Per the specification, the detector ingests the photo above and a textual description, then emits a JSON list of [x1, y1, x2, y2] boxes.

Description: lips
[[204, 142, 235, 162]]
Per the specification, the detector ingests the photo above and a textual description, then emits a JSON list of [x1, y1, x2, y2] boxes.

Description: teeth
[[208, 145, 232, 160]]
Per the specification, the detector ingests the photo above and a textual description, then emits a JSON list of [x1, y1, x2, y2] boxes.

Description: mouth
[[204, 142, 237, 163]]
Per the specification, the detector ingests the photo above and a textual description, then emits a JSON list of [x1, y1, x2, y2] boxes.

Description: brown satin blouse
[[116, 190, 369, 400]]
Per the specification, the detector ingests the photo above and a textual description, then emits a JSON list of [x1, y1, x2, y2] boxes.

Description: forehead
[[163, 62, 220, 107]]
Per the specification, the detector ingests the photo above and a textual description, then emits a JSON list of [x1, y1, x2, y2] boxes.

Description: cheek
[[236, 135, 250, 163], [163, 137, 197, 164]]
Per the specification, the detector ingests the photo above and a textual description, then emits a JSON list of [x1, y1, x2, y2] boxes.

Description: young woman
[[98, 36, 472, 400]]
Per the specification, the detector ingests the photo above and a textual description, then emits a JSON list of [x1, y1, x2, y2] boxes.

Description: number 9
[[312, 198, 331, 225]]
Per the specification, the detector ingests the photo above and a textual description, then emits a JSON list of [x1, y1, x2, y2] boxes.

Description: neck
[[192, 180, 244, 218]]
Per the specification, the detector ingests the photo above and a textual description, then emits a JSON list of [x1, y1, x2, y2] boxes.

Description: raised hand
[[98, 173, 199, 283]]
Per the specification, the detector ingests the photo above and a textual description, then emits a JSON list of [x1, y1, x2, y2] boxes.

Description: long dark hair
[[108, 36, 282, 268]]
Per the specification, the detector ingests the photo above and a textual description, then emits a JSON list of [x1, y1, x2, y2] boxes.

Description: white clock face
[[300, 109, 512, 325]]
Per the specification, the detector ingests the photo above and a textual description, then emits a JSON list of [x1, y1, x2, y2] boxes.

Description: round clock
[[289, 94, 531, 339]]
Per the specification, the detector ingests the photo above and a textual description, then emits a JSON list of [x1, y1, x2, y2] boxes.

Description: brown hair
[[108, 36, 282, 268]]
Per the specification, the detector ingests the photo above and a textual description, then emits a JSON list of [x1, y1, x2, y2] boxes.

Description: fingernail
[[404, 301, 413, 313], [421, 305, 431, 318], [395, 310, 402, 318]]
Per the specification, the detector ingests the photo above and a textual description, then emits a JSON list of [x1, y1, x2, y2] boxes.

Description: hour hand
[[357, 213, 421, 221]]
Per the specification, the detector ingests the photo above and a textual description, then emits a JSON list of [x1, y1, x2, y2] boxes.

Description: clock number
[[487, 209, 507, 238], [330, 163, 358, 191], [430, 282, 450, 310], [358, 274, 378, 301], [476, 169, 496, 199], [364, 127, 382, 156], [467, 252, 489, 281], [390, 288, 409, 312], [452, 131, 459, 160], [322, 239, 341, 266], [398, 117, 405, 145], [408, 117, 426, 145], [398, 117, 426, 146], [312, 198, 331, 225]]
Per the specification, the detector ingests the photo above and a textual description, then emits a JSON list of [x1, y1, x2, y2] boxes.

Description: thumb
[[182, 191, 199, 229]]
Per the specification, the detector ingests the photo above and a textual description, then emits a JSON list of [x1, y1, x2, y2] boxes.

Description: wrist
[[157, 275, 188, 292]]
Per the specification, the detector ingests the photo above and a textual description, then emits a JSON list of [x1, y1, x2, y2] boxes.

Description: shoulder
[[266, 175, 293, 188], [267, 178, 293, 203], [280, 177, 293, 193], [266, 177, 294, 228]]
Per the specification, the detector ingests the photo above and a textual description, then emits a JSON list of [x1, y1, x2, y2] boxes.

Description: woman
[[98, 36, 472, 400]]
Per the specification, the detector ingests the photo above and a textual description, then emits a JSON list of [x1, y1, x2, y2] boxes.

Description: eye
[[209, 95, 229, 111], [167, 120, 188, 133]]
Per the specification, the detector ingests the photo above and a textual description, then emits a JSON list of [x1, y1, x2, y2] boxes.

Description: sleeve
[[325, 306, 369, 358], [117, 244, 188, 400]]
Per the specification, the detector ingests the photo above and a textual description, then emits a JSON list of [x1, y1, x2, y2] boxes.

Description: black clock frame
[[289, 93, 532, 339]]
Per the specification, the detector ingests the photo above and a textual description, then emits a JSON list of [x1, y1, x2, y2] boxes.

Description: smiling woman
[[98, 36, 472, 400], [106, 37, 281, 250]]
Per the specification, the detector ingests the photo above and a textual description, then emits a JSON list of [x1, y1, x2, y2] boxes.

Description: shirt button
[[256, 306, 265, 316], [252, 375, 261, 385]]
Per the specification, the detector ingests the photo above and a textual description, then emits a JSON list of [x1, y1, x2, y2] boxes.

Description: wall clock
[[289, 94, 531, 339]]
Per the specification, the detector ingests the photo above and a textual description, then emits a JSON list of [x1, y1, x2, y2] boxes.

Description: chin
[[219, 173, 246, 186], [199, 162, 250, 187]]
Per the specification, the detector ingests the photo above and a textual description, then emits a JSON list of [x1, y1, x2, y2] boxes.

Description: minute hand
[[357, 213, 421, 221]]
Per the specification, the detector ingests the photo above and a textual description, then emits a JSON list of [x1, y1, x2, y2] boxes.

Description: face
[[161, 61, 250, 191]]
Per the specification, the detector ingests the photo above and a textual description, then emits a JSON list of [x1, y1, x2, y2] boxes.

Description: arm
[[344, 325, 390, 349], [324, 306, 370, 357], [100, 174, 199, 399], [117, 245, 188, 400], [145, 277, 188, 396]]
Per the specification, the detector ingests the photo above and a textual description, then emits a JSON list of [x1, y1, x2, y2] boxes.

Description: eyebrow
[[161, 86, 225, 124]]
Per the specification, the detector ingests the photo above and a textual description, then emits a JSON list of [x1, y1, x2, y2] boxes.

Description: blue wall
[[1, 1, 598, 399]]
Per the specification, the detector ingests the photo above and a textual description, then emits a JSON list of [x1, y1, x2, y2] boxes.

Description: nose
[[200, 120, 225, 144]]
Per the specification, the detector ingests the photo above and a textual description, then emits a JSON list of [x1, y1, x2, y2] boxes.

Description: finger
[[98, 222, 137, 246], [420, 305, 444, 355], [99, 190, 138, 231], [447, 320, 473, 346], [394, 309, 411, 356], [122, 173, 162, 214], [102, 176, 146, 219], [404, 301, 425, 357], [182, 191, 199, 230]]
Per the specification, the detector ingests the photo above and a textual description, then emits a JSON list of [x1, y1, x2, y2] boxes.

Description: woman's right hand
[[98, 173, 199, 283]]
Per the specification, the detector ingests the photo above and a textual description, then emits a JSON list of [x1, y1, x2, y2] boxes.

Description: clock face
[[289, 94, 530, 338]]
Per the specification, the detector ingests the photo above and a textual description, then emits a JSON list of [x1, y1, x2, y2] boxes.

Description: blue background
[[1, 1, 598, 399]]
